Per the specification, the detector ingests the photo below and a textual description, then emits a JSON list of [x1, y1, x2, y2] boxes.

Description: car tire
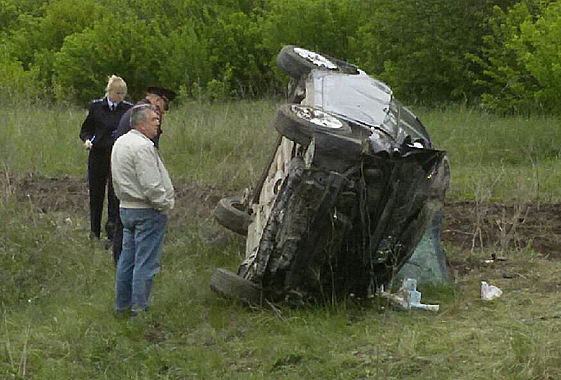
[[213, 196, 251, 236], [277, 45, 359, 78], [210, 268, 262, 304], [274, 104, 353, 146]]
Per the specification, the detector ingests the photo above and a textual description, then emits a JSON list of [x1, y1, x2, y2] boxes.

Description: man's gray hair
[[130, 104, 159, 129]]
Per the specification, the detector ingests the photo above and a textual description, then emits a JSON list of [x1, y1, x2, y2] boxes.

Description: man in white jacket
[[111, 104, 175, 316]]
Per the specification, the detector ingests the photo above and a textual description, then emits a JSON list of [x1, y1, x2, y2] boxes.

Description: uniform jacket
[[111, 129, 175, 213], [116, 98, 163, 148], [80, 96, 133, 149]]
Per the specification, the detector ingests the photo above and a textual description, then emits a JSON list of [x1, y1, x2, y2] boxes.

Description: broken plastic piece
[[481, 281, 502, 301], [378, 278, 439, 312], [411, 303, 440, 312], [404, 278, 440, 312]]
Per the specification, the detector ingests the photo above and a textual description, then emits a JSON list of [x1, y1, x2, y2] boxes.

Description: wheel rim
[[291, 105, 344, 130], [294, 47, 338, 70]]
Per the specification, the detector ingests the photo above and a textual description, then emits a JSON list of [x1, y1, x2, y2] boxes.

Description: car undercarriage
[[211, 45, 449, 304]]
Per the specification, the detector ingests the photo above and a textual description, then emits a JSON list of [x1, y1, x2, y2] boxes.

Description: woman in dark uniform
[[79, 75, 133, 243]]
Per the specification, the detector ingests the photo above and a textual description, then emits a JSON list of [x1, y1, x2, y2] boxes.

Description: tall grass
[[1, 104, 86, 176], [2, 100, 561, 379], [163, 100, 279, 191], [3, 101, 561, 200], [417, 106, 561, 202], [1, 100, 280, 192]]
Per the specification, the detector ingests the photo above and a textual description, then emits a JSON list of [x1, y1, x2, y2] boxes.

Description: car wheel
[[274, 104, 353, 146], [277, 45, 359, 78], [213, 196, 251, 236], [210, 268, 262, 304]]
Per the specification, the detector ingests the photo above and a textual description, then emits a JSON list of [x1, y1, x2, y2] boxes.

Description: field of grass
[[2, 100, 561, 379]]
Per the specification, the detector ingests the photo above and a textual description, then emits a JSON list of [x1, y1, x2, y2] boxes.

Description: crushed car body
[[211, 45, 450, 304]]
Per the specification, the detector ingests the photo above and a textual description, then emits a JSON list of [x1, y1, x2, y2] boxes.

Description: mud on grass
[[442, 200, 561, 259], [3, 170, 561, 294], [4, 170, 561, 301], [0, 171, 223, 224], [3, 171, 561, 259]]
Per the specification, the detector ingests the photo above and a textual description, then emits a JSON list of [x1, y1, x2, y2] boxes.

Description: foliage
[[471, 2, 540, 114], [0, 0, 560, 112], [473, 0, 561, 114], [262, 0, 359, 61], [258, 0, 362, 92], [0, 50, 43, 103], [0, 0, 19, 34], [203, 10, 271, 98], [348, 0, 519, 105], [155, 25, 212, 100], [53, 16, 167, 104]]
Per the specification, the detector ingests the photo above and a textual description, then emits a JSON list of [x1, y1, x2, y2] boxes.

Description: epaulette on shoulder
[[123, 101, 133, 106], [92, 98, 104, 103]]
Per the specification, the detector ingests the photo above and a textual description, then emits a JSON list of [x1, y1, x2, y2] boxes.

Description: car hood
[[308, 70, 432, 148]]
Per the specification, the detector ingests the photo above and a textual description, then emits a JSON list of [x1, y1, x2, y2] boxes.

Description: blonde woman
[[79, 75, 133, 244]]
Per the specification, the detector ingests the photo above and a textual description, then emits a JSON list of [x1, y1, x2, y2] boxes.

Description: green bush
[[0, 50, 43, 103], [471, 0, 561, 114], [1, 0, 559, 112], [53, 16, 166, 104], [349, 0, 519, 105], [204, 10, 272, 98], [506, 1, 561, 113], [155, 24, 212, 100], [263, 0, 360, 71]]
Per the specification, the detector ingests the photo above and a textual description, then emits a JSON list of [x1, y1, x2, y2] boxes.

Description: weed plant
[[2, 100, 561, 379]]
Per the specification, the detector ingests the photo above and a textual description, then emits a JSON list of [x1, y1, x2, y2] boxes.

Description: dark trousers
[[88, 147, 118, 239], [113, 208, 124, 266]]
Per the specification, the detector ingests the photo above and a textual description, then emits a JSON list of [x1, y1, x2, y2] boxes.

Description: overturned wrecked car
[[211, 46, 450, 304]]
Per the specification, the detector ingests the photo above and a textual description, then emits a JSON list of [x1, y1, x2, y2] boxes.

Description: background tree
[[262, 0, 359, 71], [53, 16, 166, 103], [0, 0, 559, 114], [348, 0, 519, 105], [473, 0, 561, 114]]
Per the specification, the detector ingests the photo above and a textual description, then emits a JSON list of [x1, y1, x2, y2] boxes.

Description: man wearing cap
[[111, 86, 176, 265], [114, 86, 176, 148]]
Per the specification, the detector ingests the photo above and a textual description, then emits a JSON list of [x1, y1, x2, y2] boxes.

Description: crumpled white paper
[[481, 281, 503, 301]]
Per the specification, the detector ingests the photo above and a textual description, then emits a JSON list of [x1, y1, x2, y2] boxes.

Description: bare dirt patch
[[3, 171, 561, 259], [442, 200, 561, 259], [2, 172, 87, 213], [0, 171, 222, 220]]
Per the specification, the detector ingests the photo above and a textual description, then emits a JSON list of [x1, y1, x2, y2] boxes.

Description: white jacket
[[111, 130, 174, 213]]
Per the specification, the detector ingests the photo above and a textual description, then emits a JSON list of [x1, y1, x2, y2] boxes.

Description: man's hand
[[83, 139, 93, 150]]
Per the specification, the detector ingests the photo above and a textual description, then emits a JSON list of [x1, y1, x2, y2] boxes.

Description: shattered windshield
[[310, 70, 431, 147]]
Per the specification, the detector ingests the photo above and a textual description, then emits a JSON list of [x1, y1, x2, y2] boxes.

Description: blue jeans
[[115, 208, 168, 313]]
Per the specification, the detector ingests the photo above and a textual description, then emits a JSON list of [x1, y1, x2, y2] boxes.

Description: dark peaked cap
[[147, 86, 176, 102]]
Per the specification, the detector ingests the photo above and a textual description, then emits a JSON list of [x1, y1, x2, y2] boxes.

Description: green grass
[[3, 101, 561, 201], [2, 101, 561, 379], [416, 105, 561, 202]]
